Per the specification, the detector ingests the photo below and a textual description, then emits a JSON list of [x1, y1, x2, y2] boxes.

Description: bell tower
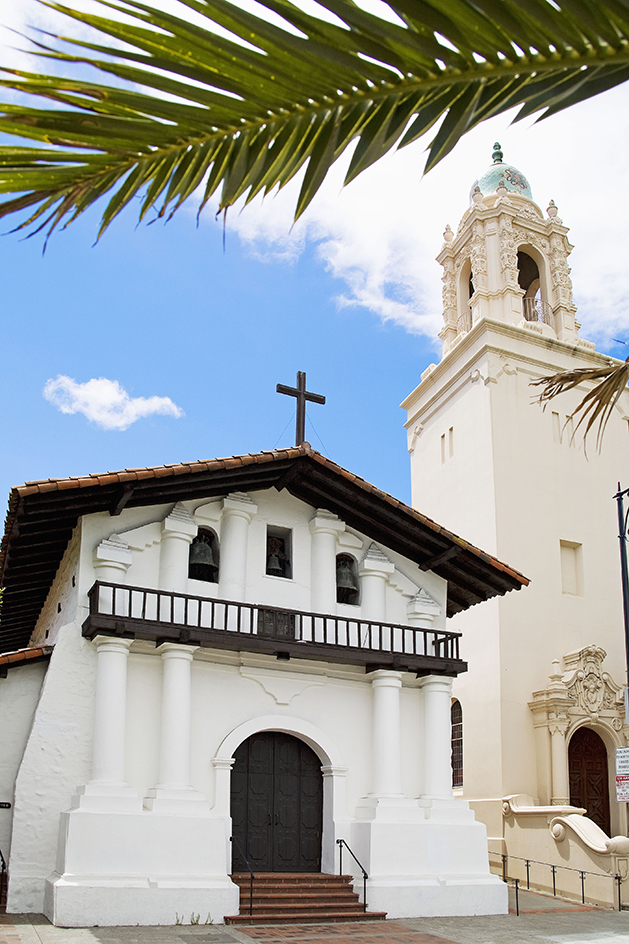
[[401, 146, 629, 848], [438, 143, 583, 358]]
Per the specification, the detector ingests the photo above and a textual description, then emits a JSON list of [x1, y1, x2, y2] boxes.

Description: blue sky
[[1, 194, 430, 507], [3, 1, 629, 515]]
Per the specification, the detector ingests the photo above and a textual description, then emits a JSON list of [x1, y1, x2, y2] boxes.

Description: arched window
[[336, 554, 359, 605], [188, 528, 219, 583], [451, 699, 463, 788]]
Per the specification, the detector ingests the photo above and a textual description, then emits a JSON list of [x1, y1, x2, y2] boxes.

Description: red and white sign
[[616, 775, 629, 802]]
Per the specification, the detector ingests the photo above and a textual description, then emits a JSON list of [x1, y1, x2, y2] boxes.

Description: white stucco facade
[[402, 151, 629, 891], [2, 479, 507, 926]]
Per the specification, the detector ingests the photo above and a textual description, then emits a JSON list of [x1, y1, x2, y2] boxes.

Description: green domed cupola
[[470, 143, 532, 201]]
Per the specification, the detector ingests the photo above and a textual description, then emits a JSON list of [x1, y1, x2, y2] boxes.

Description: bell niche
[[188, 528, 219, 583], [336, 554, 359, 605], [437, 144, 585, 358]]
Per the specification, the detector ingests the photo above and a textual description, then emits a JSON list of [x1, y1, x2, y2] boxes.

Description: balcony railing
[[522, 297, 553, 326], [83, 581, 466, 676], [457, 309, 472, 334]]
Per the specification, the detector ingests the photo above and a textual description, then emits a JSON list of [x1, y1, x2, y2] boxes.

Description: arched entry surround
[[212, 715, 348, 874], [567, 719, 621, 836]]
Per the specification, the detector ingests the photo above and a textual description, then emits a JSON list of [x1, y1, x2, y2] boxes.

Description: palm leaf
[[1, 0, 629, 238], [531, 359, 629, 451]]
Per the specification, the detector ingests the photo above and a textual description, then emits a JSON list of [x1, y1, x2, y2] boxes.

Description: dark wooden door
[[231, 732, 323, 872], [569, 727, 611, 836]]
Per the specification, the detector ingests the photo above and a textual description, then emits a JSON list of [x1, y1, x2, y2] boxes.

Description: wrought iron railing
[[489, 851, 624, 914], [230, 836, 255, 916], [522, 297, 553, 326], [84, 581, 462, 667], [337, 838, 368, 912]]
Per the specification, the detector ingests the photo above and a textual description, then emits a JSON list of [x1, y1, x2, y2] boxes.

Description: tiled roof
[[0, 444, 528, 653]]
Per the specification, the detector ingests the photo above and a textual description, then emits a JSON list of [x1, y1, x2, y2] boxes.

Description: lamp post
[[614, 483, 629, 720]]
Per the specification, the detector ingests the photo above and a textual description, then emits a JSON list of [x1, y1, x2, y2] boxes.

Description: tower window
[[560, 541, 583, 596], [451, 699, 463, 788], [266, 527, 292, 579], [336, 554, 359, 605], [188, 528, 219, 583]]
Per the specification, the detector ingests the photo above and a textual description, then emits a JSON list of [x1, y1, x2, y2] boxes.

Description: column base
[[363, 875, 508, 918], [44, 872, 239, 927], [355, 797, 425, 823], [70, 782, 143, 813], [46, 808, 236, 926], [418, 796, 477, 823], [143, 787, 211, 814]]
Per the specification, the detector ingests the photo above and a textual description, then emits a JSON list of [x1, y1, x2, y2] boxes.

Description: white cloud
[[43, 376, 184, 431], [218, 82, 629, 350]]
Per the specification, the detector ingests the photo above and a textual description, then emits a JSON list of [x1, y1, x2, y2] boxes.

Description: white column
[[370, 670, 404, 797], [359, 544, 394, 622], [71, 635, 141, 811], [550, 721, 570, 805], [159, 502, 197, 592], [218, 494, 257, 601], [421, 675, 454, 799], [93, 535, 132, 584], [310, 511, 345, 612], [145, 643, 209, 812]]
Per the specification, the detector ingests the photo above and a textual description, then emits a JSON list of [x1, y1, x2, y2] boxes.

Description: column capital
[[156, 642, 198, 661], [92, 635, 134, 655], [309, 511, 345, 536], [321, 765, 349, 778], [162, 501, 197, 540], [222, 492, 258, 522], [419, 674, 454, 695], [212, 756, 236, 771], [93, 535, 132, 571], [359, 543, 395, 577], [369, 669, 403, 688]]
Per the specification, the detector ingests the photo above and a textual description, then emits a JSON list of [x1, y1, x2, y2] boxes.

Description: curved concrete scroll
[[550, 813, 629, 857]]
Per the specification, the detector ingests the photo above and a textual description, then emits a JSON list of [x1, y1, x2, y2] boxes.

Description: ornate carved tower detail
[[437, 144, 584, 359]]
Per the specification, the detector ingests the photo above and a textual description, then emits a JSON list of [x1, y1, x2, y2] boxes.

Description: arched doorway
[[230, 731, 323, 872], [569, 727, 611, 836]]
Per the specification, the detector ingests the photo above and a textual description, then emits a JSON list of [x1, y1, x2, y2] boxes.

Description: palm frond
[[1, 0, 629, 238], [531, 358, 629, 451]]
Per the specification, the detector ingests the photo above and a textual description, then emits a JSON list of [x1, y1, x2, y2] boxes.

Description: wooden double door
[[569, 727, 611, 836], [231, 732, 323, 872]]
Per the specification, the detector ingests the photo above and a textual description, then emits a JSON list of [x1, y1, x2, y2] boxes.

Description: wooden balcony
[[82, 582, 467, 676]]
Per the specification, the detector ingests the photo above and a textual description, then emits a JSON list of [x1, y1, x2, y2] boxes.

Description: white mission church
[[1, 147, 629, 927]]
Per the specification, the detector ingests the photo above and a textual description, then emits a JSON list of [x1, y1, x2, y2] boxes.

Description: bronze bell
[[336, 559, 358, 590], [190, 534, 216, 569], [267, 554, 284, 577]]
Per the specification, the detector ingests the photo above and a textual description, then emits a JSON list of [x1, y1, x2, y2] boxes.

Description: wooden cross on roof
[[276, 371, 326, 446]]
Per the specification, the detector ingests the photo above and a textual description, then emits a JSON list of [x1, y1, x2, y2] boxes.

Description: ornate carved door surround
[[529, 646, 628, 834]]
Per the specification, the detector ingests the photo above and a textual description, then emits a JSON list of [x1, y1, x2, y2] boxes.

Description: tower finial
[[492, 142, 503, 164]]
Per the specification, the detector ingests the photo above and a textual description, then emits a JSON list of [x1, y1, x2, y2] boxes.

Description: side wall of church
[[8, 623, 95, 912], [0, 662, 48, 862]]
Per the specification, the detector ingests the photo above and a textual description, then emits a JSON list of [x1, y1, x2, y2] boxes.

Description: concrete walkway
[[2, 890, 629, 944]]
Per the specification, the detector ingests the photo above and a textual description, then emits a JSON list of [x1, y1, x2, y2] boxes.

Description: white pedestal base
[[45, 808, 238, 926], [143, 787, 211, 814], [44, 874, 238, 927], [350, 797, 508, 918]]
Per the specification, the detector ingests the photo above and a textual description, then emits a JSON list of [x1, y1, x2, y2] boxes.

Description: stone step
[[226, 872, 386, 925], [225, 911, 388, 925]]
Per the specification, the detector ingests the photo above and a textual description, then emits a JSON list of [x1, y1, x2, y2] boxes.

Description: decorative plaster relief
[[564, 645, 623, 718], [239, 667, 324, 705]]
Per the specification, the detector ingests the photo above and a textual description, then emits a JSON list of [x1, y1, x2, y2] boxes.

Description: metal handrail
[[489, 851, 623, 912], [337, 838, 368, 912], [230, 836, 255, 917], [85, 581, 462, 663]]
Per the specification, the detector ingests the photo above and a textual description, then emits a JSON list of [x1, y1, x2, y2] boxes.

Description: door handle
[[267, 813, 272, 825], [275, 813, 279, 825]]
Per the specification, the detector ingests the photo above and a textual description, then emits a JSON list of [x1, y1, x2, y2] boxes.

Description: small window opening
[[266, 526, 292, 579], [451, 699, 463, 788], [336, 554, 359, 605], [188, 528, 219, 583]]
